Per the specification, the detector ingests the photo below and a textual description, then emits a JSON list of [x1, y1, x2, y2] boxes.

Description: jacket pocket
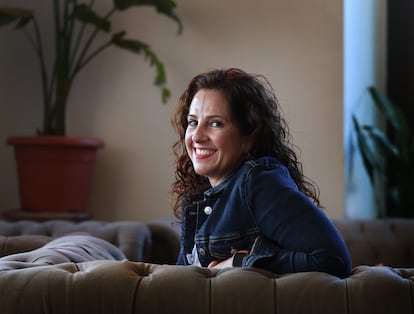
[[202, 229, 260, 260]]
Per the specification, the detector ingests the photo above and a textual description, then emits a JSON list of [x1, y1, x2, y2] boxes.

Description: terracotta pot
[[7, 136, 105, 213]]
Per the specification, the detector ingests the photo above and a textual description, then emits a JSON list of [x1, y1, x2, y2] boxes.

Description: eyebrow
[[187, 114, 227, 120]]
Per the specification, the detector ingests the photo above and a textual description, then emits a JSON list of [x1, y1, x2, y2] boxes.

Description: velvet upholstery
[[0, 218, 413, 314]]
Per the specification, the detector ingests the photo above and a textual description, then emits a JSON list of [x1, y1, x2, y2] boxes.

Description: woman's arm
[[242, 165, 352, 278]]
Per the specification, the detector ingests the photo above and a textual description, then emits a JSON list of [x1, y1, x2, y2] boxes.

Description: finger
[[238, 250, 249, 254], [208, 260, 218, 268]]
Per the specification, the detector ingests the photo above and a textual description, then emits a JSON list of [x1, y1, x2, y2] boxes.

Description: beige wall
[[0, 0, 344, 222]]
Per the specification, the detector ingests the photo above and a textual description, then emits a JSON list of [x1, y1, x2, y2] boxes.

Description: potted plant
[[0, 1, 182, 217], [352, 86, 414, 218]]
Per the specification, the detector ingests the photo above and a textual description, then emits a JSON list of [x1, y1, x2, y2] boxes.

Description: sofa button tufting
[[204, 206, 212, 215]]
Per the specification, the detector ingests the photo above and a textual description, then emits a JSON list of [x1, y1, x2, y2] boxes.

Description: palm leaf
[[0, 7, 33, 27], [368, 86, 409, 140], [352, 115, 382, 184], [361, 126, 399, 158], [353, 87, 414, 217], [112, 31, 170, 102], [72, 4, 111, 32], [113, 0, 182, 33]]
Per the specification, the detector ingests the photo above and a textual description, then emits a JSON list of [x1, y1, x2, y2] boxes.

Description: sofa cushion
[[0, 234, 126, 266], [0, 234, 52, 257]]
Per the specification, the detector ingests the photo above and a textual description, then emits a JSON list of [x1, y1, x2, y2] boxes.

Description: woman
[[170, 68, 351, 278]]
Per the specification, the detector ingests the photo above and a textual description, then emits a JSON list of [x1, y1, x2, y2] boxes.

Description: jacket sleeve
[[241, 165, 352, 278]]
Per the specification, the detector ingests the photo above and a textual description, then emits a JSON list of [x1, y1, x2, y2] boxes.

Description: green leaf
[[162, 87, 171, 103], [113, 0, 183, 33], [0, 7, 33, 27], [368, 86, 409, 138], [352, 115, 382, 184], [72, 4, 111, 32], [112, 32, 170, 102], [15, 15, 33, 28], [361, 126, 399, 158], [360, 88, 414, 216], [112, 31, 148, 51]]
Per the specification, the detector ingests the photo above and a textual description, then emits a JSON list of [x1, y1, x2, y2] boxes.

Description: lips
[[194, 148, 216, 159]]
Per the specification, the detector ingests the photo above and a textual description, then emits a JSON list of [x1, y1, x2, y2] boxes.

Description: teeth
[[196, 148, 214, 156]]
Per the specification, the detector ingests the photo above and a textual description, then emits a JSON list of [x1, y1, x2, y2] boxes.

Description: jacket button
[[204, 206, 212, 215], [199, 248, 206, 256]]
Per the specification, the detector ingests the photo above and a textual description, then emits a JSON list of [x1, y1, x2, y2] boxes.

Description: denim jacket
[[176, 157, 352, 278]]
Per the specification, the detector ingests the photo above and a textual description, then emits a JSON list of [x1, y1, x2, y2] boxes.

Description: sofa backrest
[[149, 217, 414, 268], [0, 220, 152, 262], [1, 218, 414, 268], [333, 218, 414, 268]]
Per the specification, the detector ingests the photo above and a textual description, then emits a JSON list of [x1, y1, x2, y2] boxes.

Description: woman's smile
[[194, 147, 216, 158], [185, 89, 251, 187]]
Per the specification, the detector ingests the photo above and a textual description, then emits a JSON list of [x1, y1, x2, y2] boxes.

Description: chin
[[194, 169, 208, 177]]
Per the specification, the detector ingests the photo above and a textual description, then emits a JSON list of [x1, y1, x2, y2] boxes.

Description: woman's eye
[[187, 119, 197, 127], [211, 120, 223, 127]]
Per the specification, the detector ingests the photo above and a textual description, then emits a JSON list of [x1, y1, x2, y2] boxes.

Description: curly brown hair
[[170, 68, 321, 218]]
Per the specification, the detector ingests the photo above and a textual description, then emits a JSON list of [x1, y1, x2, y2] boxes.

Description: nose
[[191, 125, 207, 143]]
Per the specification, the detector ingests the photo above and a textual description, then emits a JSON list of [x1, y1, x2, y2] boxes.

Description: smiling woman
[[170, 68, 352, 278]]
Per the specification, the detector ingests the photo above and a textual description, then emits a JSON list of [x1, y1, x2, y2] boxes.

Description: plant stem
[[49, 0, 71, 134], [69, 0, 86, 73], [26, 17, 50, 135], [73, 40, 112, 77], [72, 7, 116, 78], [21, 20, 47, 93]]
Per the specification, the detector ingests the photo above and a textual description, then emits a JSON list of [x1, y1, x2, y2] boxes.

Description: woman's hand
[[207, 256, 233, 269], [207, 250, 249, 269]]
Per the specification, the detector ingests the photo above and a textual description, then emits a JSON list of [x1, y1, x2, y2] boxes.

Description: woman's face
[[185, 89, 251, 187]]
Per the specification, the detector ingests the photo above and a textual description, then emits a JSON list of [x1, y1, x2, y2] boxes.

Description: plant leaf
[[368, 86, 409, 137], [0, 7, 33, 27], [362, 126, 399, 158], [72, 4, 111, 32], [113, 0, 182, 33], [162, 86, 170, 103], [352, 115, 382, 184], [112, 31, 151, 54], [112, 32, 170, 102]]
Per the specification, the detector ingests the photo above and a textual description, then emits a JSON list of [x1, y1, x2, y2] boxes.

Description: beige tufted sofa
[[0, 218, 413, 314]]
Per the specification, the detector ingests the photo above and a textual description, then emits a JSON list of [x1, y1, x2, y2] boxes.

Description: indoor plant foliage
[[0, 0, 182, 135], [0, 0, 182, 215], [352, 87, 414, 218]]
